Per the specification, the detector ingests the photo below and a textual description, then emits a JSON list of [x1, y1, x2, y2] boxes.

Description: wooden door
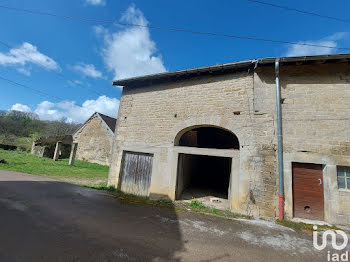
[[120, 151, 153, 197], [292, 163, 324, 220]]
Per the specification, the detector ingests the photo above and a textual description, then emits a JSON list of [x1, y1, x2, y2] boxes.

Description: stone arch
[[174, 125, 239, 149], [170, 117, 244, 149]]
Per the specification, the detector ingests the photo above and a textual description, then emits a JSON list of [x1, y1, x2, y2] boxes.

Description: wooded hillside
[[0, 110, 80, 151]]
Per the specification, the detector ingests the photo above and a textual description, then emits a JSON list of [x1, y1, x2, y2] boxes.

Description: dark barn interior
[[179, 127, 239, 149], [175, 126, 239, 207], [176, 154, 232, 200]]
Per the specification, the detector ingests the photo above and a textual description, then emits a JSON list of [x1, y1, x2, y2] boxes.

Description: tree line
[[0, 110, 80, 150]]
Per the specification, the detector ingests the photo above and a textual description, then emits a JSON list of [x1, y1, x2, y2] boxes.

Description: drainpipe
[[275, 58, 284, 220]]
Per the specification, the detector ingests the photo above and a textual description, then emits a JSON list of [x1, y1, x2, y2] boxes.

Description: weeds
[[158, 199, 173, 204], [87, 184, 176, 209], [276, 219, 344, 232], [180, 200, 253, 220], [210, 208, 219, 214], [88, 185, 255, 222], [87, 184, 121, 193], [189, 200, 206, 209]]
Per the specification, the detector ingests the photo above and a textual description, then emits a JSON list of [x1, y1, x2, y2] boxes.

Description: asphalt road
[[0, 170, 328, 262]]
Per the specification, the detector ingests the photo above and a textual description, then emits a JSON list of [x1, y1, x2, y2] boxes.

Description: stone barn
[[108, 53, 350, 226], [72, 112, 116, 166]]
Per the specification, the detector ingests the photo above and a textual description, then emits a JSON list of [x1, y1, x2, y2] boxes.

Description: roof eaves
[[112, 53, 350, 87]]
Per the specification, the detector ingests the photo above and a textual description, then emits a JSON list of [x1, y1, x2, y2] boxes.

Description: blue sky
[[1, 0, 350, 122]]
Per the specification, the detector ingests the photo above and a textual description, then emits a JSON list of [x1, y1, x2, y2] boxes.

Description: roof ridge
[[96, 112, 116, 120]]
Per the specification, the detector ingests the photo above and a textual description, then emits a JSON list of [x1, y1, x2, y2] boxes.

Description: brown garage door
[[292, 163, 324, 220], [120, 151, 153, 197]]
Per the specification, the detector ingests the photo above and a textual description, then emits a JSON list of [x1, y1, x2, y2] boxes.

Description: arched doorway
[[177, 126, 239, 149], [175, 126, 239, 208]]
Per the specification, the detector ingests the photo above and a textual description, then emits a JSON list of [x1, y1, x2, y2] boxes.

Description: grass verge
[[88, 186, 349, 233], [179, 200, 253, 220], [85, 183, 178, 209], [276, 219, 346, 232], [0, 149, 108, 185], [90, 184, 254, 219], [86, 184, 250, 219]]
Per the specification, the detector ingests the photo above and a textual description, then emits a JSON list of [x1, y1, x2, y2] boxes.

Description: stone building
[[108, 53, 350, 226], [72, 112, 116, 166]]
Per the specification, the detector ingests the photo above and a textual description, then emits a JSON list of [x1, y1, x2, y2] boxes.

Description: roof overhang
[[35, 135, 72, 145], [113, 53, 350, 88]]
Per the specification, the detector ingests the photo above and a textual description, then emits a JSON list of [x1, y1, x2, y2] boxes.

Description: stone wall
[[255, 63, 350, 224], [109, 71, 278, 217], [74, 115, 114, 166], [108, 62, 350, 224]]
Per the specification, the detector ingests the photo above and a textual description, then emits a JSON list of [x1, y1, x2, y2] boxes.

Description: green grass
[[0, 149, 109, 185], [158, 199, 173, 204], [189, 200, 206, 209], [85, 185, 177, 209], [210, 208, 220, 214], [88, 183, 120, 192], [0, 135, 34, 152], [276, 219, 345, 232], [15, 137, 33, 152], [180, 200, 253, 220]]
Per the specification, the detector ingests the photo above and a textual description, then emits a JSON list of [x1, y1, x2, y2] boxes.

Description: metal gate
[[120, 151, 153, 197]]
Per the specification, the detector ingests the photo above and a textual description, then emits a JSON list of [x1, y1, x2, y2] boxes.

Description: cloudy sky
[[1, 0, 349, 123]]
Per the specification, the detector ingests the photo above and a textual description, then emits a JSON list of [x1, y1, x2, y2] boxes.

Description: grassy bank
[[0, 149, 108, 185], [0, 135, 33, 151]]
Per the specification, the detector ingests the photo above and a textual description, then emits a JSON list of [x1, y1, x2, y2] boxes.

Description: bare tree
[[43, 119, 80, 137], [6, 110, 38, 120]]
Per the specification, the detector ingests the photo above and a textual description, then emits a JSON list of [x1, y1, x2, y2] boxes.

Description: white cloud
[[30, 96, 119, 123], [10, 103, 32, 112], [67, 80, 85, 88], [85, 0, 106, 6], [73, 80, 83, 85], [0, 42, 59, 73], [34, 101, 59, 120], [17, 67, 31, 76], [99, 4, 166, 80], [92, 25, 108, 36], [285, 32, 348, 57], [73, 63, 103, 78]]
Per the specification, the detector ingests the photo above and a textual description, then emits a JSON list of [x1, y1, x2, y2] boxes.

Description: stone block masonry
[[108, 61, 350, 225], [73, 114, 114, 166]]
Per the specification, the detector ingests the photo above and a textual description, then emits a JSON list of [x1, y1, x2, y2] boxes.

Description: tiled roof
[[98, 113, 117, 133]]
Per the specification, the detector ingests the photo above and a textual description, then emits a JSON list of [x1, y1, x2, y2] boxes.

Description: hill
[[0, 110, 80, 151]]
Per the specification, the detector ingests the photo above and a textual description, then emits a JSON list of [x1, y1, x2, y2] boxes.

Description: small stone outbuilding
[[108, 53, 350, 226], [72, 112, 116, 166], [31, 135, 72, 159]]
